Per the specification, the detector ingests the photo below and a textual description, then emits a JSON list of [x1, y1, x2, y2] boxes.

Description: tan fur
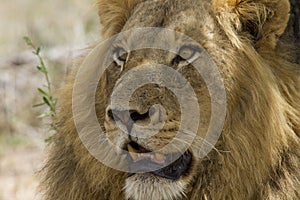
[[98, 0, 140, 37], [213, 0, 241, 8], [41, 0, 300, 199]]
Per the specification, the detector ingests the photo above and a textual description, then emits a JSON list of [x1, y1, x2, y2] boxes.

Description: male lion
[[42, 0, 300, 199]]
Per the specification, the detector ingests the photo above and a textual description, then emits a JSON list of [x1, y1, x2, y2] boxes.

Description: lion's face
[[96, 1, 226, 199]]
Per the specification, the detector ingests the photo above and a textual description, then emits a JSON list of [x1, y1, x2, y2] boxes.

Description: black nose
[[107, 109, 150, 133]]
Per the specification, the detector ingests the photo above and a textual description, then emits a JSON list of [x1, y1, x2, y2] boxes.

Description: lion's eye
[[113, 47, 128, 69], [172, 45, 201, 66], [179, 46, 196, 60]]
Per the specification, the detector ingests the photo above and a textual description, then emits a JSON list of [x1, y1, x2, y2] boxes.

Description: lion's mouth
[[126, 142, 192, 180]]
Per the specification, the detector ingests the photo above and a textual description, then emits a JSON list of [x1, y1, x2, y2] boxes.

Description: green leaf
[[33, 102, 46, 107], [23, 36, 33, 47], [43, 96, 51, 107], [37, 66, 42, 71], [37, 111, 51, 118], [43, 96, 55, 112], [37, 65, 47, 73], [36, 47, 41, 55], [38, 88, 48, 96]]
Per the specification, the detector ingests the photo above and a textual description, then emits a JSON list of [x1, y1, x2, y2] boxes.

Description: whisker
[[169, 142, 185, 154], [176, 129, 223, 155]]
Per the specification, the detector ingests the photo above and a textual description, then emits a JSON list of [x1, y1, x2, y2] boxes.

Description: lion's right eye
[[172, 45, 202, 67], [113, 47, 128, 70]]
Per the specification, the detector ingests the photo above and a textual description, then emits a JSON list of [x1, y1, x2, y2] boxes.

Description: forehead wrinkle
[[114, 29, 182, 54]]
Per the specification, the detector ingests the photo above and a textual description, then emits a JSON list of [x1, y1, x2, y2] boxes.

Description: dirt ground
[[0, 0, 99, 199]]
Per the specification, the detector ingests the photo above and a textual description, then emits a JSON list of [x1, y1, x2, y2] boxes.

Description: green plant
[[23, 36, 57, 131]]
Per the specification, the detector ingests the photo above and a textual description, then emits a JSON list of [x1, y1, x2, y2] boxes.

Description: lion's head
[[42, 0, 300, 200]]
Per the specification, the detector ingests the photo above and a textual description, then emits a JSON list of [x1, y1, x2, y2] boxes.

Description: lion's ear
[[98, 0, 140, 37], [212, 0, 290, 49]]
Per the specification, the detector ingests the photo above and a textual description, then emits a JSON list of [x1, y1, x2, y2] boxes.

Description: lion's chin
[[124, 173, 188, 200]]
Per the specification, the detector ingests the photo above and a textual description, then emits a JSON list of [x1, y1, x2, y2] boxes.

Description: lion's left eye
[[113, 47, 128, 69]]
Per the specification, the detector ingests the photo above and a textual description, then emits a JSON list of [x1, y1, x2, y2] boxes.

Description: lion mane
[[41, 0, 300, 199]]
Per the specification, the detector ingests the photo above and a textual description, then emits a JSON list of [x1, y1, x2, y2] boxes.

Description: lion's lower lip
[[151, 151, 192, 180], [127, 151, 192, 180]]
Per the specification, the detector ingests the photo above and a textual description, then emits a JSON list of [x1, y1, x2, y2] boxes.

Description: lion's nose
[[106, 109, 150, 133]]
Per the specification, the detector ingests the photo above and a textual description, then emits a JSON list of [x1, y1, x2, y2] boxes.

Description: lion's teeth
[[127, 144, 138, 153], [127, 144, 139, 161], [127, 144, 166, 163], [154, 153, 166, 162], [128, 152, 138, 161]]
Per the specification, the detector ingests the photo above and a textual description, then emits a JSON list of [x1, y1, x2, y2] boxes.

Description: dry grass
[[0, 132, 45, 200], [0, 0, 99, 199], [0, 0, 99, 56]]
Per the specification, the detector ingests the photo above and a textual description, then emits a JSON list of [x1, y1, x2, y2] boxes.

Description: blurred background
[[0, 0, 99, 199]]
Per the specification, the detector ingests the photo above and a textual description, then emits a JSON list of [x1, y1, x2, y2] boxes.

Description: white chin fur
[[124, 173, 187, 200]]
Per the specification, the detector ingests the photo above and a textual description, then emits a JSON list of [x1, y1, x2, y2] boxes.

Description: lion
[[41, 0, 300, 199]]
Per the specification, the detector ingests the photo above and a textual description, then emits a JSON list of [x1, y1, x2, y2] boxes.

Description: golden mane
[[41, 0, 300, 199]]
